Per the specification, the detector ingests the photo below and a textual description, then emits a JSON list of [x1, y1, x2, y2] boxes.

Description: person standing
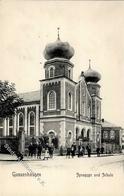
[[66, 139, 71, 158], [78, 145, 81, 157], [43, 147, 49, 160], [66, 147, 71, 158], [32, 143, 37, 158], [96, 146, 100, 157], [60, 146, 64, 156], [37, 142, 42, 159], [101, 146, 104, 154], [28, 143, 33, 157], [78, 143, 84, 157], [48, 143, 54, 158], [86, 144, 91, 157], [81, 145, 85, 156], [71, 142, 76, 158]]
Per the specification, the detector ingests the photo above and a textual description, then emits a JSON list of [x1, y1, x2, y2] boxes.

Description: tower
[[84, 60, 102, 148], [40, 30, 76, 147]]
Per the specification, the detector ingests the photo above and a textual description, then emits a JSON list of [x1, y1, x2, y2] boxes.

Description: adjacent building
[[101, 119, 122, 153]]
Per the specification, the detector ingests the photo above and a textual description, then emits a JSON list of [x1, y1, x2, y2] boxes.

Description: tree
[[0, 80, 23, 118]]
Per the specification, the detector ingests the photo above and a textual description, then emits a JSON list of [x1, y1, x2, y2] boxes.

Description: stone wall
[[43, 121, 61, 135]]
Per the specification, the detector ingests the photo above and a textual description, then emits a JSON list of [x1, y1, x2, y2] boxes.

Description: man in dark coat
[[28, 143, 33, 157], [81, 145, 85, 156], [37, 142, 42, 159], [96, 147, 100, 157], [78, 145, 81, 157], [86, 144, 91, 157], [66, 143, 71, 158], [71, 142, 76, 158], [32, 143, 37, 158], [101, 146, 104, 154]]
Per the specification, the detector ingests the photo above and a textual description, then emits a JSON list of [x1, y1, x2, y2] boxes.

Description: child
[[43, 148, 49, 160]]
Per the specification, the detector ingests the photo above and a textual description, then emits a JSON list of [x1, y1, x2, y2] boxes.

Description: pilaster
[[24, 106, 27, 135], [3, 118, 7, 136], [36, 105, 39, 136], [14, 114, 17, 136]]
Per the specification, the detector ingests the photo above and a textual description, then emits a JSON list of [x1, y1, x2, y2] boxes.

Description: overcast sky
[[0, 0, 124, 128]]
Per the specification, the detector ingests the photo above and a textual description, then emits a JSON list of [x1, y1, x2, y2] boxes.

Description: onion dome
[[43, 28, 74, 60], [84, 60, 101, 83]]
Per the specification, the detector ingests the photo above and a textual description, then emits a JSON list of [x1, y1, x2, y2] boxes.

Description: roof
[[102, 120, 122, 129], [19, 90, 40, 103]]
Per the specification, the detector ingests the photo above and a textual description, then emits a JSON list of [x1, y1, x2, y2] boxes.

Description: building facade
[[121, 129, 124, 153], [101, 119, 122, 153], [0, 35, 108, 151]]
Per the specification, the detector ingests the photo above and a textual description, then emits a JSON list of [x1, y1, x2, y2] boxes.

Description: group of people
[[28, 142, 54, 160], [66, 143, 92, 158], [16, 141, 105, 161], [66, 142, 104, 158]]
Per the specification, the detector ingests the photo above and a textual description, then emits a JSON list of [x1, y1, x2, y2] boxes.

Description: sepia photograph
[[0, 0, 124, 196]]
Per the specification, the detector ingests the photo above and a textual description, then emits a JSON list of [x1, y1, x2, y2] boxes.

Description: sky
[[0, 0, 124, 128]]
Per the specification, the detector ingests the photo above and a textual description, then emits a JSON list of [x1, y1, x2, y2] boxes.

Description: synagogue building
[[0, 33, 122, 152]]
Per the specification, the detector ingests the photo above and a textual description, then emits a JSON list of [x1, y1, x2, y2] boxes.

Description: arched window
[[68, 92, 72, 110], [0, 118, 4, 137], [18, 112, 24, 131], [49, 66, 55, 78], [29, 112, 35, 136], [47, 90, 56, 110], [9, 116, 14, 136]]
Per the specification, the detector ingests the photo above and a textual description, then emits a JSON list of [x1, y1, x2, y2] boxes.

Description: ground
[[0, 154, 124, 196]]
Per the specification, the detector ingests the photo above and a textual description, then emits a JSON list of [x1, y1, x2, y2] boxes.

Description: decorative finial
[[89, 59, 91, 69], [57, 27, 60, 40]]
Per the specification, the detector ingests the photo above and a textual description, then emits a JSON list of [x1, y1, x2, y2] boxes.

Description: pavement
[[0, 152, 122, 161], [0, 153, 124, 196]]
